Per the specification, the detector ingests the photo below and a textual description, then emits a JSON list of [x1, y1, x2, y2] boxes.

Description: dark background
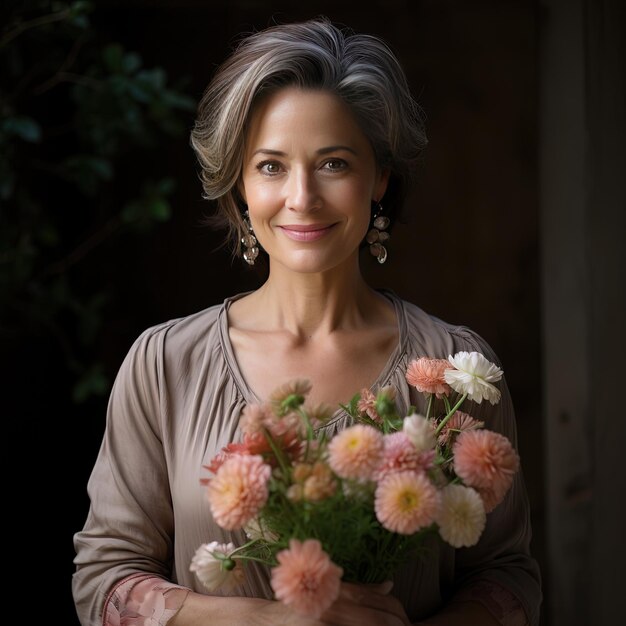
[[3, 1, 548, 624]]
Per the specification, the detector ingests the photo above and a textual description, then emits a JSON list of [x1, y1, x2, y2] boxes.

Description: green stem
[[425, 394, 434, 419], [263, 428, 290, 478], [435, 393, 467, 436]]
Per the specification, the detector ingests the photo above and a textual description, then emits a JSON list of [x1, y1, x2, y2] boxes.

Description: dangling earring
[[366, 202, 390, 264], [241, 210, 259, 265]]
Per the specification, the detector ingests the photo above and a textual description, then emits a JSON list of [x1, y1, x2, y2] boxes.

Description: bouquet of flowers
[[190, 351, 520, 618]]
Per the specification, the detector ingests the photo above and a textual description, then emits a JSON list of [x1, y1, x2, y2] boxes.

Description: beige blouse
[[72, 291, 542, 625]]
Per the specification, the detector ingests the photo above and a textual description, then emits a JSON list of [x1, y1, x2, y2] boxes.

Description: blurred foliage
[[0, 1, 197, 402]]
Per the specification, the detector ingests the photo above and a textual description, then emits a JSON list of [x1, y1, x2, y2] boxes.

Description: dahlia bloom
[[327, 424, 384, 480], [357, 387, 382, 423], [437, 484, 486, 547], [206, 454, 271, 530], [475, 484, 509, 513], [190, 542, 245, 591], [375, 470, 441, 534], [444, 351, 503, 405], [405, 357, 452, 397], [437, 410, 485, 447], [375, 431, 434, 480], [288, 461, 337, 502], [453, 430, 519, 499], [239, 402, 274, 435], [270, 379, 312, 415], [271, 539, 343, 618]]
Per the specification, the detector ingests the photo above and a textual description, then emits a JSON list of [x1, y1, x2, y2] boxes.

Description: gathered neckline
[[217, 289, 408, 419]]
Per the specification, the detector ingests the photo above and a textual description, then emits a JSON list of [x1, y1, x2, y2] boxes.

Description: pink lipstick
[[278, 223, 337, 242]]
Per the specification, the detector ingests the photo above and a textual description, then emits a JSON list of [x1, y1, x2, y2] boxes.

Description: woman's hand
[[319, 581, 411, 626], [168, 583, 411, 626]]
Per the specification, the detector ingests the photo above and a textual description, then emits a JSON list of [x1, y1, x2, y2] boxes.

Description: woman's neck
[[242, 262, 388, 340]]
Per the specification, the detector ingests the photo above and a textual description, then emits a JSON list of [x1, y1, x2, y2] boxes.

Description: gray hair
[[190, 17, 427, 256]]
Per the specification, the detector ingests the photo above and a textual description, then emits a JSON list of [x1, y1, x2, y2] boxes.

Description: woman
[[72, 17, 541, 626]]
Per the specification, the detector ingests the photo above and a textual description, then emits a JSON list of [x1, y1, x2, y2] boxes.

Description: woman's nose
[[285, 168, 320, 213]]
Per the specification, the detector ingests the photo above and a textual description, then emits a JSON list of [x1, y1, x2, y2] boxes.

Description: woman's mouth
[[278, 223, 337, 242]]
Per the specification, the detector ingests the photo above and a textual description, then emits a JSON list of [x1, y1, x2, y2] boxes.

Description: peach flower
[[453, 430, 519, 498], [288, 461, 337, 502], [406, 357, 453, 397], [239, 403, 274, 435], [206, 454, 271, 530], [271, 538, 343, 618], [437, 410, 485, 447], [437, 484, 486, 547], [327, 424, 384, 480], [475, 484, 509, 513], [375, 470, 441, 534], [357, 388, 382, 423], [270, 379, 312, 415]]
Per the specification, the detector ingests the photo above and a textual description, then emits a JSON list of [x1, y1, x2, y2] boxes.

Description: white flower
[[437, 484, 486, 547], [402, 413, 436, 454], [444, 351, 503, 405], [190, 541, 245, 591]]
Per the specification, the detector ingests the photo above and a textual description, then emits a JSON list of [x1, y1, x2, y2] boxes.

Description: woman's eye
[[257, 161, 281, 175], [323, 159, 347, 172]]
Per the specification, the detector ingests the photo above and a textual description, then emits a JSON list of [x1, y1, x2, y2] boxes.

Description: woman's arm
[[169, 582, 410, 626], [73, 324, 180, 625]]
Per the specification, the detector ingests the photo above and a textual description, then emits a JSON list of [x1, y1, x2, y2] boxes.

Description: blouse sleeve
[[72, 324, 187, 626], [103, 573, 189, 626], [449, 326, 542, 626]]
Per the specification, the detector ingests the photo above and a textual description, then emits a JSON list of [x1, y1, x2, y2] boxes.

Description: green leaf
[[137, 68, 166, 92], [122, 52, 142, 74], [102, 43, 124, 73], [3, 116, 42, 143], [162, 90, 197, 111], [148, 197, 171, 221]]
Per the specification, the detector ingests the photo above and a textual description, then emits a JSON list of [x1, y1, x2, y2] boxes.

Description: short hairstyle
[[190, 16, 427, 257]]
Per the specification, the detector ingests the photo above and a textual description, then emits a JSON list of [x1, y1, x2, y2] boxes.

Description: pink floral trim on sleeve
[[103, 573, 190, 626], [453, 580, 529, 626]]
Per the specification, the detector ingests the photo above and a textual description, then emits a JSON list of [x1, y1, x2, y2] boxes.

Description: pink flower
[[437, 411, 485, 447], [357, 388, 382, 423], [405, 357, 452, 398], [475, 484, 509, 513], [303, 403, 334, 428], [202, 441, 250, 476], [375, 470, 441, 534], [453, 430, 519, 499], [375, 431, 434, 480], [271, 539, 343, 618], [437, 484, 486, 547], [327, 424, 384, 480], [205, 454, 271, 530], [239, 403, 274, 435], [270, 379, 312, 415]]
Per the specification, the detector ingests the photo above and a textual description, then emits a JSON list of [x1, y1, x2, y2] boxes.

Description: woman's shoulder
[[390, 292, 500, 364], [122, 295, 236, 369]]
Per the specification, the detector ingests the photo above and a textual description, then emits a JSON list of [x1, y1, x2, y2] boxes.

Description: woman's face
[[240, 87, 388, 275]]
